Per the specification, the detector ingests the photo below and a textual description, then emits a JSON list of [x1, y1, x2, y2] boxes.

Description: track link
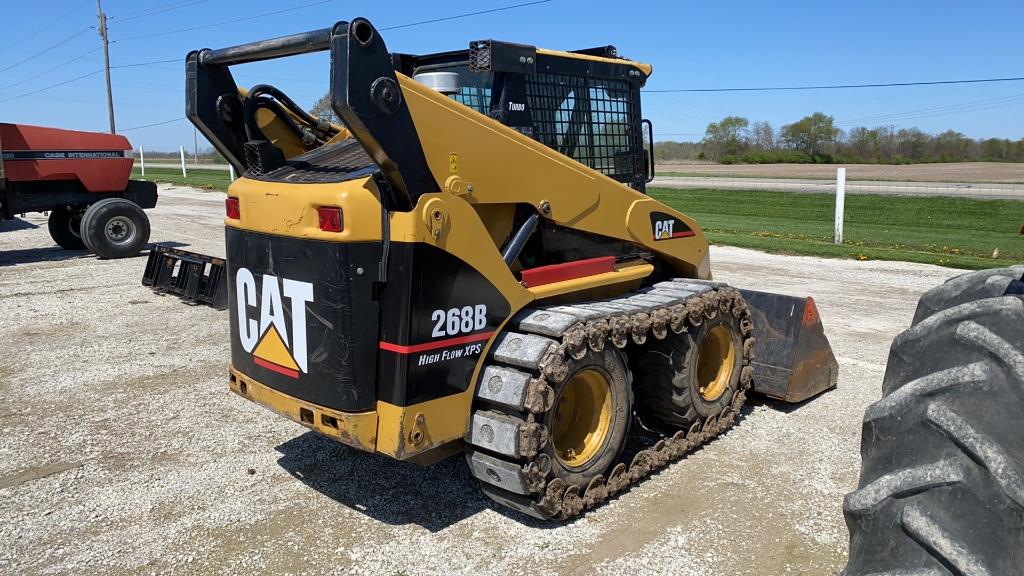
[[465, 279, 755, 520]]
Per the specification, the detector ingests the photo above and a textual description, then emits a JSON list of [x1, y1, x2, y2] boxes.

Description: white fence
[[135, 146, 235, 181], [649, 168, 1024, 201]]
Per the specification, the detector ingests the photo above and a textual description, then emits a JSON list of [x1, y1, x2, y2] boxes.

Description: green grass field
[[130, 166, 1022, 269], [131, 166, 232, 190], [649, 187, 1024, 269]]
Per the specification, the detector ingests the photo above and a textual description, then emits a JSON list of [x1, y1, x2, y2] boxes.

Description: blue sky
[[2, 0, 1022, 151]]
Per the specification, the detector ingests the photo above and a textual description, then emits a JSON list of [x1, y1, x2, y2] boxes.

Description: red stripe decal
[[253, 356, 300, 379], [671, 230, 696, 238], [379, 331, 495, 354], [520, 255, 616, 288]]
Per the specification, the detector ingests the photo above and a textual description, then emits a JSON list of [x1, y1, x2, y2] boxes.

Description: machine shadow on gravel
[[275, 432, 485, 530], [275, 433, 561, 530], [0, 240, 191, 267], [0, 246, 91, 266], [752, 386, 838, 415], [0, 218, 38, 232]]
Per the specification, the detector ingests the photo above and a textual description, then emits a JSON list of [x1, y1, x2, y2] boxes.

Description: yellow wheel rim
[[697, 324, 736, 402], [552, 369, 612, 468]]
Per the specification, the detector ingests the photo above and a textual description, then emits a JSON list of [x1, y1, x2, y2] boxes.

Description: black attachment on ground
[[142, 245, 228, 310]]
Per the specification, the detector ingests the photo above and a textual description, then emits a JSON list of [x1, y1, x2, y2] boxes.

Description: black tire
[[80, 198, 151, 259], [911, 265, 1024, 325], [541, 347, 633, 488], [633, 311, 745, 429], [843, 268, 1024, 576], [46, 207, 86, 250]]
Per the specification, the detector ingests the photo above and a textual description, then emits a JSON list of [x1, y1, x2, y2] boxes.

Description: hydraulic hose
[[242, 84, 339, 144]]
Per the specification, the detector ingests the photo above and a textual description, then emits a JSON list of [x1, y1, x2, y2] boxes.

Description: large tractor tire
[[80, 198, 151, 259], [47, 206, 86, 250], [843, 266, 1024, 576]]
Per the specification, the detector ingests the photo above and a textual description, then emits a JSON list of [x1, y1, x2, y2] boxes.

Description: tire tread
[[843, 270, 1024, 576]]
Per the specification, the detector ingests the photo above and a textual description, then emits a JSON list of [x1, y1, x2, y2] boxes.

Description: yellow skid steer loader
[[143, 18, 838, 519]]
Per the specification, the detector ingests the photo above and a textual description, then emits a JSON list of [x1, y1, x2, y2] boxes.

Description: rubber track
[[466, 280, 755, 520]]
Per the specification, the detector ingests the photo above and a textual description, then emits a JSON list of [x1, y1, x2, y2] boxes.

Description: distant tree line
[[655, 113, 1024, 164]]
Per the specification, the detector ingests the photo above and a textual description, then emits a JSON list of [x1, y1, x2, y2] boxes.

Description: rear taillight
[[317, 206, 343, 232], [225, 197, 240, 219]]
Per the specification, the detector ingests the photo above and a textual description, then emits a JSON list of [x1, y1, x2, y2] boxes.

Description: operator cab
[[397, 41, 655, 192]]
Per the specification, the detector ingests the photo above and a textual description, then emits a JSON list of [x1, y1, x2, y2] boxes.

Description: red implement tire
[[47, 206, 86, 250], [80, 198, 150, 259]]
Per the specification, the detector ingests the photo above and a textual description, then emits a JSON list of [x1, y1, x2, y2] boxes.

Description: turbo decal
[[235, 268, 314, 379]]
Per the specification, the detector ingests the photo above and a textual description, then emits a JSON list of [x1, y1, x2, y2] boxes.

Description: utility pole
[[97, 0, 115, 133], [193, 127, 198, 164]]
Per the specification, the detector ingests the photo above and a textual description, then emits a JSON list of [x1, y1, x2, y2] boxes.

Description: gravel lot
[[0, 185, 961, 575]]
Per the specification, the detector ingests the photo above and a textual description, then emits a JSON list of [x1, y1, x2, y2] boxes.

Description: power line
[[0, 58, 183, 101], [0, 69, 102, 103], [115, 0, 553, 42], [643, 76, 1024, 93], [111, 59, 180, 69], [120, 117, 187, 131], [1, 47, 101, 90], [838, 93, 1024, 126], [841, 99, 1024, 127], [0, 0, 91, 53], [115, 0, 334, 41], [114, 0, 209, 22], [380, 0, 553, 31], [0, 26, 94, 74]]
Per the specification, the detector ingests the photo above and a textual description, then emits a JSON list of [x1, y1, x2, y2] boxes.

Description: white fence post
[[179, 146, 187, 177], [834, 167, 846, 245], [139, 145, 145, 176], [229, 164, 236, 181]]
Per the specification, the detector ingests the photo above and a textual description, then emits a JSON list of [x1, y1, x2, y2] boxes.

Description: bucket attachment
[[739, 289, 838, 403], [142, 244, 228, 310]]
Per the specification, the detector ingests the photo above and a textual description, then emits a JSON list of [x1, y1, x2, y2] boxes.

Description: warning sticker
[[449, 153, 458, 174]]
